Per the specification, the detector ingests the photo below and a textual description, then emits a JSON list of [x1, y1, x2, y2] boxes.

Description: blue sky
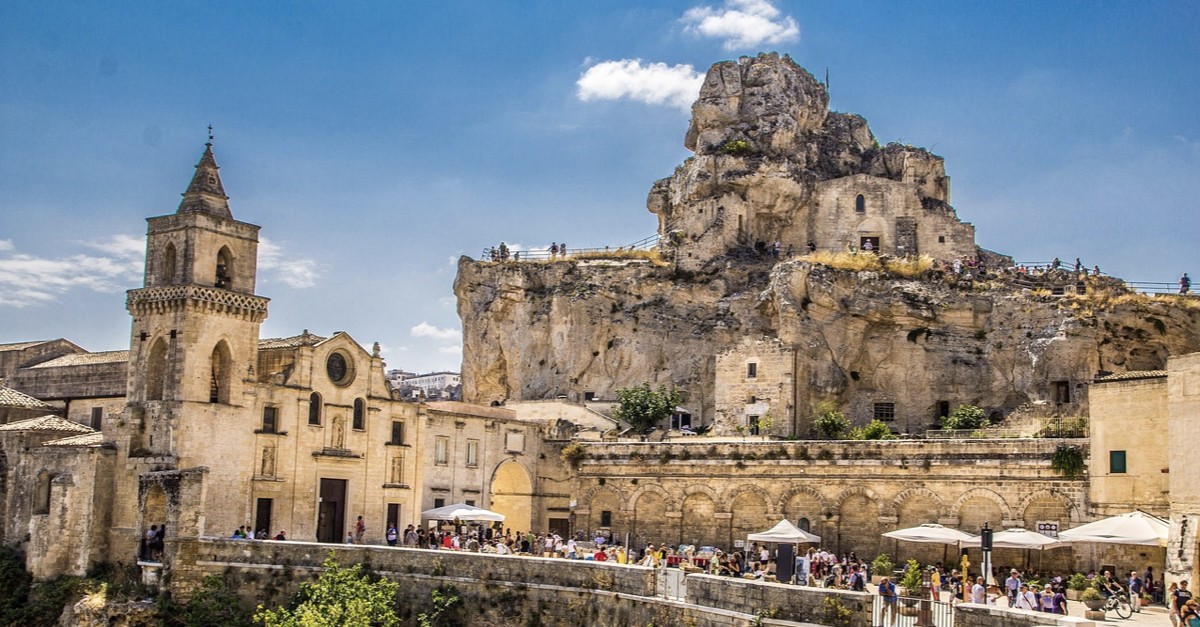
[[1, 1, 1198, 373]]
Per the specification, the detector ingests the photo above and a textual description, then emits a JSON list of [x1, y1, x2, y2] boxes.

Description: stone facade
[[571, 439, 1088, 572], [1087, 373, 1169, 517], [714, 336, 794, 435], [0, 143, 561, 578], [1167, 353, 1200, 588]]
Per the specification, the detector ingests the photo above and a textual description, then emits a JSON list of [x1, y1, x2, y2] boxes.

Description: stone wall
[[1087, 375, 1169, 516], [167, 538, 820, 627], [714, 337, 794, 435], [571, 439, 1089, 572], [12, 360, 128, 402], [952, 602, 1095, 627], [686, 574, 873, 627]]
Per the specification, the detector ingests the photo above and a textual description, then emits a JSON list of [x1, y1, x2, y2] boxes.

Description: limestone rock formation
[[457, 256, 1200, 434], [455, 53, 1200, 435]]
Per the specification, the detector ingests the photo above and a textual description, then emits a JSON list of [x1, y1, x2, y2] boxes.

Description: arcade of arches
[[578, 480, 1084, 569], [570, 440, 1104, 572]]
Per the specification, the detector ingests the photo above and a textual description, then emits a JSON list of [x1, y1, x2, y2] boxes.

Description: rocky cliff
[[455, 53, 1200, 435]]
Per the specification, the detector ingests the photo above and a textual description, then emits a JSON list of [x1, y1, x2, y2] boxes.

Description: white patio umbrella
[[883, 523, 977, 568], [961, 527, 1067, 550], [1058, 511, 1169, 547], [883, 523, 977, 544], [420, 503, 506, 522], [747, 519, 822, 544]]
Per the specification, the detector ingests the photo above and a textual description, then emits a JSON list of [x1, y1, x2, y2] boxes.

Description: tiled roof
[[259, 331, 327, 350], [28, 351, 129, 368], [42, 432, 105, 447], [1094, 370, 1168, 382], [0, 340, 54, 352], [0, 386, 51, 409], [0, 415, 94, 433]]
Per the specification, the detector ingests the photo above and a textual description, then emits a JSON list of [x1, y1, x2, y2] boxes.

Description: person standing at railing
[[1182, 273, 1191, 294], [879, 576, 898, 626]]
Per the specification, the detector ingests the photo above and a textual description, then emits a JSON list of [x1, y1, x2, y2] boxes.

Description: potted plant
[[1080, 587, 1104, 610], [899, 559, 923, 614], [1066, 573, 1088, 601], [871, 554, 894, 585]]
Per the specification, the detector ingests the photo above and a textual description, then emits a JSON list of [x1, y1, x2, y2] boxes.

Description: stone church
[[0, 142, 566, 579]]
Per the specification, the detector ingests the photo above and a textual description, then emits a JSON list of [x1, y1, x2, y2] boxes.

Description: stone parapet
[[685, 574, 873, 627], [952, 603, 1095, 627]]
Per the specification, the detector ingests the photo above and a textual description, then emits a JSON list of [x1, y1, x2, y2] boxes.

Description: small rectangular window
[[601, 510, 613, 527], [1054, 381, 1071, 404], [465, 499, 476, 507], [435, 437, 449, 465], [584, 391, 596, 401], [390, 421, 404, 445], [873, 402, 895, 422], [90, 407, 103, 430], [434, 498, 445, 509], [747, 415, 760, 435], [1110, 450, 1127, 474], [747, 362, 758, 378], [466, 440, 479, 467], [262, 406, 278, 433]]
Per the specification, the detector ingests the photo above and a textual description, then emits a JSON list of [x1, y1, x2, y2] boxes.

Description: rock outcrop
[[455, 53, 1200, 435], [456, 255, 1200, 434]]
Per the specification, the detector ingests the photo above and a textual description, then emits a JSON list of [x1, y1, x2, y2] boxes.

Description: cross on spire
[[207, 124, 214, 145]]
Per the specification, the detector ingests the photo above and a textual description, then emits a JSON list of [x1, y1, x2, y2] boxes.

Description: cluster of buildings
[[0, 140, 1196, 596]]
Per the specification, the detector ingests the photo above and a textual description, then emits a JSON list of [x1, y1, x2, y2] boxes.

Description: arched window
[[855, 194, 865, 213], [34, 472, 52, 515], [352, 398, 365, 430], [161, 242, 177, 285], [146, 338, 168, 401], [215, 246, 233, 289], [308, 392, 322, 425], [209, 341, 232, 404], [798, 517, 810, 532]]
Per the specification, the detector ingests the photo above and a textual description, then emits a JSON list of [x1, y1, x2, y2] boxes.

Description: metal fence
[[873, 594, 954, 627], [925, 428, 1028, 439]]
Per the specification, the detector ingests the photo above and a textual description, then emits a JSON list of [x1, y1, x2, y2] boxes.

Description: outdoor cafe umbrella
[[420, 503, 506, 522], [960, 527, 1066, 549], [882, 523, 977, 566], [1058, 511, 1169, 547], [747, 519, 822, 544], [961, 527, 1067, 571]]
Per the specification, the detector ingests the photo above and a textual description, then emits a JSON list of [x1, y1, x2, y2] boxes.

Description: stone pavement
[[1066, 601, 1171, 627]]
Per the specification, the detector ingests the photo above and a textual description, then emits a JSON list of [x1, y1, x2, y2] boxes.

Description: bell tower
[[123, 137, 270, 454]]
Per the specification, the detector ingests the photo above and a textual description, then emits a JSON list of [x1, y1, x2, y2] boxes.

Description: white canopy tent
[[420, 503, 506, 522], [747, 519, 822, 544], [961, 527, 1067, 550], [1058, 511, 1169, 547], [883, 523, 977, 545]]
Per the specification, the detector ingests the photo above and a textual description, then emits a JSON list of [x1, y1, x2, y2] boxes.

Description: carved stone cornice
[[127, 285, 269, 322]]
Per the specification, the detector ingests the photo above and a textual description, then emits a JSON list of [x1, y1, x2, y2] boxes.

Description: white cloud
[[258, 238, 320, 288], [0, 235, 145, 307], [437, 345, 463, 355], [411, 322, 461, 341], [577, 59, 704, 111], [681, 0, 800, 51]]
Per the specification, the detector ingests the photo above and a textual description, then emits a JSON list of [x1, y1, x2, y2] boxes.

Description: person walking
[[1181, 273, 1191, 294], [1129, 571, 1144, 613], [879, 576, 898, 627]]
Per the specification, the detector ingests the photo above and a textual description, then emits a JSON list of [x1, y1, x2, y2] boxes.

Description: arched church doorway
[[489, 460, 532, 533]]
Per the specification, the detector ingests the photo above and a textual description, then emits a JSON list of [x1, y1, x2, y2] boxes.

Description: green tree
[[417, 586, 462, 627], [255, 554, 398, 627], [813, 402, 849, 439], [612, 383, 682, 433], [940, 405, 987, 430]]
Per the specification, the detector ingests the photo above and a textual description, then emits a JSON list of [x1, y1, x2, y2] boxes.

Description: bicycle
[[1102, 591, 1133, 619]]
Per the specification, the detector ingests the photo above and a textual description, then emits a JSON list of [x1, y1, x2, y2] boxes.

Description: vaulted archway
[[489, 460, 532, 534]]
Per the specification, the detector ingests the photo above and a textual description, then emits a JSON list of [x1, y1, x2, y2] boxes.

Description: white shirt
[[1016, 591, 1037, 610], [971, 583, 986, 604]]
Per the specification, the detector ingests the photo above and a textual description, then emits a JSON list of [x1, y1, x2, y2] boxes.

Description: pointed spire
[[178, 129, 233, 219]]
